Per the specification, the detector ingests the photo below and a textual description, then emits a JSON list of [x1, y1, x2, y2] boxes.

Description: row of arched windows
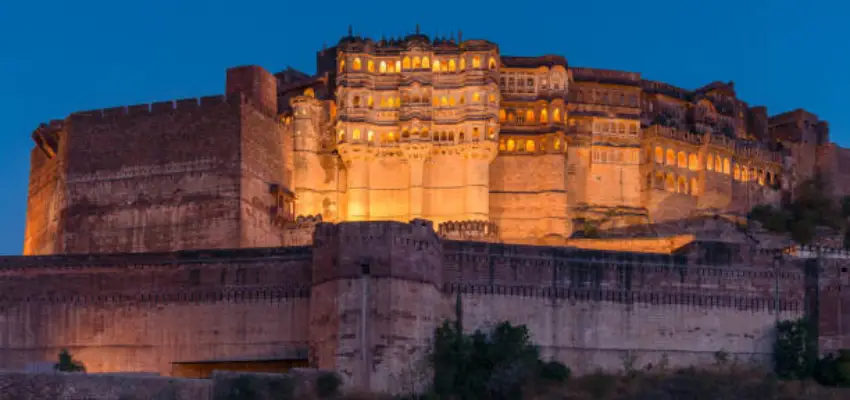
[[337, 126, 497, 144], [595, 120, 640, 135], [653, 147, 700, 171], [498, 137, 563, 153], [499, 107, 562, 124], [652, 146, 777, 186], [592, 149, 640, 164], [343, 92, 497, 109], [649, 173, 700, 196], [340, 54, 498, 74]]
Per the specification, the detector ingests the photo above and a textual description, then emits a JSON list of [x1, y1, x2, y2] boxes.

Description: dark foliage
[[53, 349, 86, 373]]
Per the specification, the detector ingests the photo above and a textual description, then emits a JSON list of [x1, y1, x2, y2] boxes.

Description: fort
[[6, 27, 850, 394]]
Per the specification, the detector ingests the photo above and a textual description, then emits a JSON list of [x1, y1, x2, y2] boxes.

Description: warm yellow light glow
[[367, 60, 374, 72], [353, 58, 362, 71], [422, 56, 430, 68], [380, 61, 387, 73]]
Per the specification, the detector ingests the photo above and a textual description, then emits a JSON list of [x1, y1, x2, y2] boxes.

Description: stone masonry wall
[[58, 97, 245, 254], [442, 240, 807, 374], [0, 247, 312, 376]]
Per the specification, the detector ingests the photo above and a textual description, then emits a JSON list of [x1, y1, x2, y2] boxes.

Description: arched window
[[379, 61, 387, 73], [353, 95, 360, 107], [526, 140, 536, 152], [488, 57, 497, 69], [553, 108, 561, 122], [367, 96, 373, 108], [387, 131, 395, 141], [526, 110, 535, 123], [541, 109, 548, 123], [472, 56, 481, 68], [460, 57, 466, 71], [448, 59, 456, 72], [742, 167, 749, 182], [678, 177, 688, 194], [472, 127, 480, 139], [432, 59, 441, 72], [507, 139, 515, 151], [723, 158, 730, 174], [422, 56, 430, 69], [715, 157, 722, 172], [459, 131, 465, 141], [706, 154, 714, 171], [388, 97, 395, 107], [413, 57, 421, 69], [688, 153, 698, 171], [395, 60, 401, 72], [472, 92, 481, 102], [339, 59, 345, 72], [554, 138, 561, 150], [353, 129, 361, 140], [402, 130, 410, 138], [677, 151, 686, 168], [499, 109, 506, 122], [665, 174, 675, 192], [353, 58, 362, 71], [367, 60, 374, 72], [403, 57, 411, 69], [489, 127, 496, 139], [367, 130, 374, 142], [441, 96, 448, 106], [666, 149, 675, 165], [691, 177, 699, 196], [459, 95, 465, 105], [448, 96, 456, 106], [655, 147, 663, 163], [734, 164, 741, 180]]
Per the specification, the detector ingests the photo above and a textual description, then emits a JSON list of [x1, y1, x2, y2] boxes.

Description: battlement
[[437, 220, 500, 242], [69, 95, 230, 121]]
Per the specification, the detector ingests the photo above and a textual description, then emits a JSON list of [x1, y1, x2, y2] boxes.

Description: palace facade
[[24, 28, 847, 254]]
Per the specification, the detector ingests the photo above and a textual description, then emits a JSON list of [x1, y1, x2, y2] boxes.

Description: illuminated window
[[380, 61, 387, 73], [441, 96, 448, 106], [655, 147, 663, 164], [706, 154, 713, 171], [367, 130, 374, 142], [688, 154, 698, 171], [448, 59, 456, 72], [339, 60, 345, 72], [433, 96, 439, 107], [554, 138, 561, 150], [499, 140, 506, 151], [666, 149, 675, 165], [449, 96, 456, 106], [526, 140, 536, 152], [723, 158, 731, 174], [395, 60, 401, 72], [422, 56, 430, 69], [337, 130, 344, 142], [367, 96, 373, 107], [541, 109, 548, 123], [489, 93, 496, 103], [403, 57, 411, 70], [678, 177, 688, 194], [432, 59, 441, 72], [553, 108, 561, 122], [507, 139, 515, 151], [460, 57, 466, 70], [388, 97, 394, 107], [353, 58, 362, 71], [665, 174, 675, 192], [526, 110, 535, 123], [488, 57, 497, 69], [353, 129, 361, 140], [472, 55, 481, 68], [489, 127, 496, 139], [472, 92, 481, 102], [367, 60, 374, 72], [472, 127, 480, 139], [303, 88, 315, 97], [413, 57, 421, 69], [677, 151, 686, 168], [387, 131, 395, 141]]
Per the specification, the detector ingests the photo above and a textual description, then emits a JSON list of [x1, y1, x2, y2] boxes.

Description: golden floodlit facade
[[24, 27, 847, 256]]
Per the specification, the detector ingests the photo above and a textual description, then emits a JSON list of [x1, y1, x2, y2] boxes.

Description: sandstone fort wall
[[0, 248, 312, 375]]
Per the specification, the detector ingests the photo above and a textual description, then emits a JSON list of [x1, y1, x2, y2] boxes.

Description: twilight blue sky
[[0, 0, 845, 255]]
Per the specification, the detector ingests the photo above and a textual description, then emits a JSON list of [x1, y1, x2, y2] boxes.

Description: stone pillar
[[461, 142, 498, 221], [401, 143, 432, 220], [338, 144, 372, 221]]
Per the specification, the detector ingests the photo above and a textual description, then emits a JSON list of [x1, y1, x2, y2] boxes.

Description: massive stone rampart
[[2, 220, 850, 393]]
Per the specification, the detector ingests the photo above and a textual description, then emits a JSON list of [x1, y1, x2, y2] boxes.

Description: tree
[[430, 321, 570, 400], [54, 349, 86, 373]]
